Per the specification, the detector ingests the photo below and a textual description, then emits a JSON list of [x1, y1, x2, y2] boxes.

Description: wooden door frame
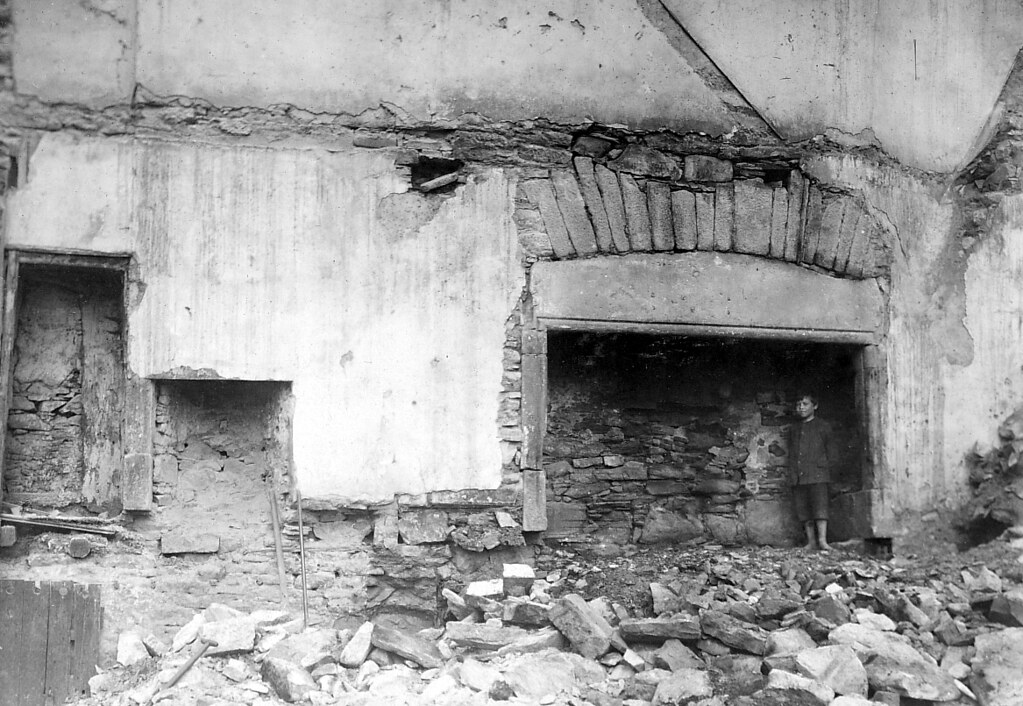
[[0, 250, 152, 511]]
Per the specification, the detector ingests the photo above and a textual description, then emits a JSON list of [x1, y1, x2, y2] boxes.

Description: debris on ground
[[68, 523, 1023, 706]]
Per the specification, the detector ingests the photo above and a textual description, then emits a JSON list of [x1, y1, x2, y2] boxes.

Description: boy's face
[[795, 396, 817, 419]]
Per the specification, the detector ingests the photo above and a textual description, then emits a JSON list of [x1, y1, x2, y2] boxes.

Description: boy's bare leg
[[816, 519, 830, 550], [803, 522, 816, 549]]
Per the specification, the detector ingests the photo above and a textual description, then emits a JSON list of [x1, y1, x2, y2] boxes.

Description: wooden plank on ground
[[44, 582, 74, 706], [0, 580, 21, 704], [70, 583, 101, 700], [21, 581, 50, 706]]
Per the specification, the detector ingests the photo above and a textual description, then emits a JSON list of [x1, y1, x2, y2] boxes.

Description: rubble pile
[[962, 407, 1023, 536], [75, 531, 1023, 706]]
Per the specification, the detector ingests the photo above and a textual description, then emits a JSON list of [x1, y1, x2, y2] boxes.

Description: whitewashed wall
[[6, 133, 524, 502]]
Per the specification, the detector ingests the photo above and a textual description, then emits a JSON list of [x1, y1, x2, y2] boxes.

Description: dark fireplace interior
[[543, 331, 865, 546]]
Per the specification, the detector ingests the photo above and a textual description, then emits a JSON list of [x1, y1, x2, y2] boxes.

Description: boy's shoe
[[818, 543, 831, 552]]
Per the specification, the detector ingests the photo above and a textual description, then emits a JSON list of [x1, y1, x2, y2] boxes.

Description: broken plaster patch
[[376, 191, 444, 241]]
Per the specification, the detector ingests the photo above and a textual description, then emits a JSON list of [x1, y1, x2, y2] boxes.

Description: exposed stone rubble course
[[71, 530, 1023, 706]]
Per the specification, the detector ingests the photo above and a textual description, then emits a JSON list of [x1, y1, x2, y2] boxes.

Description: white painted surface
[[664, 0, 1023, 172], [6, 134, 524, 502]]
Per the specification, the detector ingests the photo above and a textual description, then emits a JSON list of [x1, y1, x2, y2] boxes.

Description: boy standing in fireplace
[[787, 392, 837, 551]]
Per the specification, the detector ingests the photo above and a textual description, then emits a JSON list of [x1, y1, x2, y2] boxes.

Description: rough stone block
[[833, 200, 865, 273], [117, 631, 150, 666], [370, 624, 444, 669], [0, 525, 16, 547], [695, 191, 715, 250], [794, 645, 868, 697], [548, 593, 614, 659], [503, 563, 535, 597], [621, 174, 652, 251], [160, 532, 219, 555], [671, 190, 697, 250], [971, 628, 1023, 706], [800, 184, 825, 264], [700, 610, 769, 655], [654, 639, 704, 671], [784, 171, 805, 261], [684, 155, 733, 182], [610, 144, 682, 180], [594, 164, 630, 252], [261, 657, 317, 703], [200, 616, 257, 655], [397, 510, 450, 544], [769, 188, 789, 258], [522, 469, 547, 532], [733, 179, 773, 256], [573, 156, 615, 252], [652, 668, 714, 704], [814, 198, 846, 269], [465, 578, 505, 607], [444, 622, 530, 650], [521, 179, 574, 258], [713, 183, 734, 251], [372, 512, 399, 548], [339, 622, 374, 667], [647, 181, 674, 251], [551, 168, 598, 256], [618, 617, 701, 644], [545, 501, 587, 539], [503, 598, 551, 627]]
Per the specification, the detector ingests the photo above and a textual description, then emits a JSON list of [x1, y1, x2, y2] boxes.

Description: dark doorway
[[2, 258, 126, 511]]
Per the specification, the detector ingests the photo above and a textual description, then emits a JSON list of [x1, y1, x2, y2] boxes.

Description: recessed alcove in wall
[[543, 331, 865, 544], [151, 380, 293, 549]]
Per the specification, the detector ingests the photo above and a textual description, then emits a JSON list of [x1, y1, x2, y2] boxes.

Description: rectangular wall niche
[[152, 380, 293, 550], [3, 263, 124, 510], [544, 332, 865, 546]]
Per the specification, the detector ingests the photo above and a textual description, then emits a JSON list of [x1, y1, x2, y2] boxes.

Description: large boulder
[[970, 628, 1023, 706]]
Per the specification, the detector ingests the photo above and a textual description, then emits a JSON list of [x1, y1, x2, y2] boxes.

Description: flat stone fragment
[[370, 625, 444, 669], [117, 631, 149, 666], [551, 168, 598, 255], [465, 578, 505, 607], [647, 181, 674, 251], [458, 657, 501, 692], [654, 639, 704, 671], [652, 667, 713, 704], [971, 627, 1023, 706], [521, 179, 574, 258], [396, 510, 450, 544], [160, 532, 219, 555], [794, 645, 868, 697], [684, 155, 733, 182], [496, 626, 567, 655], [548, 593, 614, 659], [671, 189, 697, 250], [619, 617, 701, 643], [199, 616, 256, 655], [766, 627, 816, 656], [988, 588, 1023, 626], [828, 623, 958, 701], [261, 657, 316, 703], [503, 598, 551, 627], [695, 191, 715, 250], [444, 622, 529, 650], [338, 621, 374, 667], [594, 164, 630, 252], [700, 610, 769, 655], [732, 179, 773, 256], [766, 669, 834, 704], [620, 174, 653, 251]]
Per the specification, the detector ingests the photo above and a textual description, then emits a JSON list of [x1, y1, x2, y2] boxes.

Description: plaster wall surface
[[11, 0, 135, 107], [803, 154, 1023, 516], [663, 0, 1023, 172], [5, 133, 524, 502], [11, 0, 737, 135]]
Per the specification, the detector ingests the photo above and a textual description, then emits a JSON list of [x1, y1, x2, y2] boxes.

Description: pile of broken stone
[[85, 536, 1023, 706]]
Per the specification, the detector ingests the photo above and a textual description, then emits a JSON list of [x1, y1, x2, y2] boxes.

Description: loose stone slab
[[370, 625, 443, 669], [700, 610, 769, 655], [444, 622, 529, 650], [261, 657, 316, 703], [339, 621, 374, 667], [160, 532, 219, 555], [794, 645, 868, 697], [652, 667, 713, 704], [548, 593, 614, 659], [618, 617, 701, 644], [200, 616, 256, 655]]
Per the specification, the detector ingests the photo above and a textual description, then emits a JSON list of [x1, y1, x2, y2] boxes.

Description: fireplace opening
[[151, 380, 293, 550], [543, 331, 867, 546]]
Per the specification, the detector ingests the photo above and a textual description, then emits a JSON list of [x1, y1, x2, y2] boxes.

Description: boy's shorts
[[793, 483, 829, 522]]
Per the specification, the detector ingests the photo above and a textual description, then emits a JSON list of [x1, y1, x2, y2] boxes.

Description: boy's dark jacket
[[787, 417, 836, 485]]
